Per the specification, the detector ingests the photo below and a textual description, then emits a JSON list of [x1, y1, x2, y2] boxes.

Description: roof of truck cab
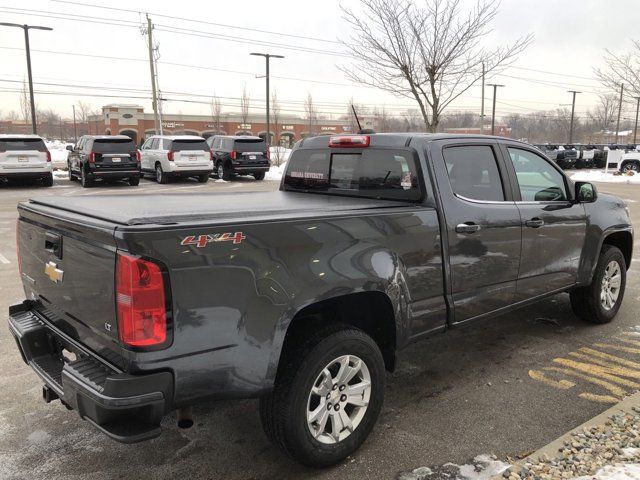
[[149, 135, 205, 140], [0, 134, 44, 139], [82, 135, 132, 140]]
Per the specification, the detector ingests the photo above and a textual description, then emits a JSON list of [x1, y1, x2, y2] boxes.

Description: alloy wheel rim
[[601, 260, 622, 310], [306, 354, 371, 445], [218, 164, 224, 178], [156, 167, 162, 182]]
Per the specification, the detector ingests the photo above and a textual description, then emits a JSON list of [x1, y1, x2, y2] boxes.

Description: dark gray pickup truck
[[9, 133, 633, 467]]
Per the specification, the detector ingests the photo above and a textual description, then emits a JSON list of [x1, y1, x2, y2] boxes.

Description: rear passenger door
[[431, 140, 522, 324], [501, 145, 587, 299]]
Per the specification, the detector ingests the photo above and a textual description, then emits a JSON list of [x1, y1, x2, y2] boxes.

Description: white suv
[[139, 135, 213, 184], [0, 134, 53, 186]]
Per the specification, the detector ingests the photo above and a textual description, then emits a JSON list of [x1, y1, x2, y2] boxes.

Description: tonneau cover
[[27, 191, 412, 226]]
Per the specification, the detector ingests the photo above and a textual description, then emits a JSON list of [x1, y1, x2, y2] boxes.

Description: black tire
[[621, 161, 640, 173], [68, 163, 75, 181], [42, 174, 53, 187], [80, 168, 92, 188], [129, 177, 140, 186], [197, 174, 209, 183], [155, 164, 168, 184], [217, 161, 232, 181], [570, 245, 626, 324], [253, 172, 266, 181], [259, 326, 385, 468]]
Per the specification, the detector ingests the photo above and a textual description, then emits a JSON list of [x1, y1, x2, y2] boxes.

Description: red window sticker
[[181, 232, 246, 248]]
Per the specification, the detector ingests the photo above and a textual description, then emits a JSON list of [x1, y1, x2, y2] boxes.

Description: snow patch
[[398, 454, 510, 480], [266, 162, 287, 182], [569, 170, 640, 184], [45, 140, 72, 167], [572, 464, 640, 479]]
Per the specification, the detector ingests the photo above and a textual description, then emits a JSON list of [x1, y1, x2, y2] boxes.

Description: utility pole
[[567, 90, 581, 144], [633, 96, 640, 145], [72, 104, 77, 143], [615, 83, 624, 144], [480, 62, 485, 134], [250, 52, 284, 149], [0, 23, 52, 134], [487, 84, 504, 136], [144, 14, 159, 134]]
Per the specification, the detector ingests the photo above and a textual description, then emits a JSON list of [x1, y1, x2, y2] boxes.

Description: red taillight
[[46, 151, 51, 162], [88, 151, 95, 163], [265, 148, 270, 160], [167, 150, 174, 161], [230, 151, 237, 160], [328, 135, 370, 148], [135, 150, 141, 162], [116, 253, 168, 348], [209, 149, 213, 161]]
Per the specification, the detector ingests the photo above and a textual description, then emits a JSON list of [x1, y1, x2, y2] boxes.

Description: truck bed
[[27, 191, 412, 226]]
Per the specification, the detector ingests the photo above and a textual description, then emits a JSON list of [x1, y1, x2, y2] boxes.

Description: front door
[[432, 141, 522, 324], [502, 146, 587, 299]]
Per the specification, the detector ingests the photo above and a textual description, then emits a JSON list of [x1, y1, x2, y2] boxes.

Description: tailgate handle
[[44, 231, 63, 259]]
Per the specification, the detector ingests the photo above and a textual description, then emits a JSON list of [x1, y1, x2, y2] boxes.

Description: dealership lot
[[0, 177, 639, 480]]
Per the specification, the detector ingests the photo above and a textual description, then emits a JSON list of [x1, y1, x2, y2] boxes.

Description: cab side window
[[508, 148, 568, 202], [443, 145, 505, 202]]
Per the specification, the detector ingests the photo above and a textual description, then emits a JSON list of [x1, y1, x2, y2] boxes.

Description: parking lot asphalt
[[0, 176, 639, 480]]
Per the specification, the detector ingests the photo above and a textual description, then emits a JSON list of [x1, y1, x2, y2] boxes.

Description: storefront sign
[[237, 123, 251, 130], [162, 122, 184, 128], [282, 125, 294, 130], [320, 126, 337, 132]]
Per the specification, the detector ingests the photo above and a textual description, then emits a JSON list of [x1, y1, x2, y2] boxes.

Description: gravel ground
[[502, 408, 640, 479]]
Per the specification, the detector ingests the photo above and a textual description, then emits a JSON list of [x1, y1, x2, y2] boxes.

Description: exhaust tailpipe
[[177, 406, 194, 429]]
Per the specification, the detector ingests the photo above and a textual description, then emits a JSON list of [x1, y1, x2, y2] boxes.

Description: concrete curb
[[492, 391, 640, 479]]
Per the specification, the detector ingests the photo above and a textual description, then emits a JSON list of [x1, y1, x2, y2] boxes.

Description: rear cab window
[[171, 139, 209, 152], [92, 138, 136, 153], [443, 145, 505, 202], [283, 148, 422, 202], [0, 138, 47, 152]]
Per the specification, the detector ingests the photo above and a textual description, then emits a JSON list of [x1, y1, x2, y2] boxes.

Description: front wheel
[[253, 171, 266, 181], [570, 245, 626, 324], [155, 164, 168, 184], [259, 326, 385, 467], [622, 161, 640, 173], [80, 168, 93, 188], [42, 174, 53, 187]]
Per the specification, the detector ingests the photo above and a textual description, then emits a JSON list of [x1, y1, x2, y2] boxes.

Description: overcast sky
[[1, 0, 639, 123]]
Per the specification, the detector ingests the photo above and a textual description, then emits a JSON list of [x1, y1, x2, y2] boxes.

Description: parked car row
[[533, 143, 640, 171], [0, 133, 274, 189]]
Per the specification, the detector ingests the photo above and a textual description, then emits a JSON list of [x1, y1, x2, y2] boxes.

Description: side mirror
[[66, 145, 74, 151], [575, 182, 597, 203]]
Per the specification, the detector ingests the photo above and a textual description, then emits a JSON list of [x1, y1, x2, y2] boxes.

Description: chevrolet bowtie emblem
[[44, 261, 64, 283]]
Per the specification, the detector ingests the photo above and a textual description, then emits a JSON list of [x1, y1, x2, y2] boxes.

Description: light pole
[[487, 84, 504, 135], [567, 90, 581, 144], [633, 96, 640, 145], [250, 52, 284, 149], [72, 104, 78, 143], [0, 23, 52, 134]]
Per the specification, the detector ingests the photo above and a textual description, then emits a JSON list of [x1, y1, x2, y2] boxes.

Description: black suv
[[206, 135, 270, 180], [67, 135, 141, 188]]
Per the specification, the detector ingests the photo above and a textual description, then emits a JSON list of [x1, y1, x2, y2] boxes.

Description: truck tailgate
[[17, 202, 123, 366]]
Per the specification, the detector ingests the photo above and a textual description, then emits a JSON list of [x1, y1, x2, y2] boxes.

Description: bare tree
[[210, 94, 222, 133], [594, 40, 640, 98], [305, 93, 316, 136], [271, 91, 285, 165], [75, 101, 93, 136], [340, 0, 533, 132], [587, 93, 619, 131], [240, 85, 250, 131], [7, 110, 19, 121]]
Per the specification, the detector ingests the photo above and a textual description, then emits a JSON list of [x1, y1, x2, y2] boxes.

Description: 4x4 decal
[[181, 232, 246, 248]]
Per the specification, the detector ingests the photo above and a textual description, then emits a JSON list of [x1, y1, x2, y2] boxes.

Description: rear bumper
[[230, 164, 270, 174], [87, 169, 140, 180], [168, 169, 213, 177], [0, 168, 52, 179], [8, 301, 173, 443]]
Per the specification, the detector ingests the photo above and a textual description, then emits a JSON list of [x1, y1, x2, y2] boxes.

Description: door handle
[[525, 218, 545, 228], [455, 222, 481, 234]]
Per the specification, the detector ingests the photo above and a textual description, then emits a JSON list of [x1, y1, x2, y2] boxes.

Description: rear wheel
[[68, 163, 75, 181], [155, 164, 168, 184], [42, 174, 53, 187], [259, 326, 385, 468], [217, 161, 232, 181], [621, 161, 640, 173], [129, 177, 140, 186], [80, 168, 92, 188], [570, 245, 626, 324], [254, 172, 266, 181], [197, 174, 209, 183]]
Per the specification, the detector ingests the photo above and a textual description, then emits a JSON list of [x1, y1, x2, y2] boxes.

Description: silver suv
[[139, 135, 213, 184], [0, 134, 53, 186]]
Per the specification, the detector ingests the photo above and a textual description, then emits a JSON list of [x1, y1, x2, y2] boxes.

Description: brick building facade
[[88, 104, 363, 148]]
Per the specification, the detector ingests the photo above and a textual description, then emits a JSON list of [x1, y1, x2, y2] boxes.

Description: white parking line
[[0, 253, 11, 264]]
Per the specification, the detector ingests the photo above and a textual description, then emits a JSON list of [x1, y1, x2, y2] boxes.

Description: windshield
[[235, 139, 266, 153], [0, 138, 47, 152], [92, 138, 136, 153], [172, 140, 209, 151], [283, 148, 422, 202]]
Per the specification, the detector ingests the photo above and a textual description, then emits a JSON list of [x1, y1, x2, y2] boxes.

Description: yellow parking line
[[552, 358, 640, 388], [614, 337, 640, 348], [579, 393, 620, 404], [579, 348, 640, 369], [528, 370, 575, 389], [593, 343, 640, 355], [568, 352, 640, 379], [545, 367, 628, 398]]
